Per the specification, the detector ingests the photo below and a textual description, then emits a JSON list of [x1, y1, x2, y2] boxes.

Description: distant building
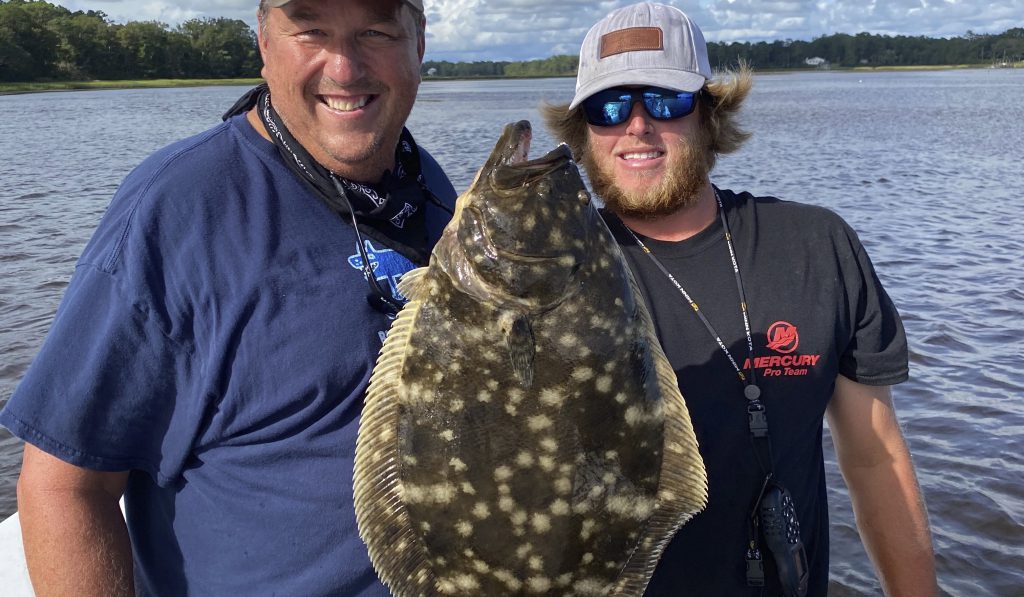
[[804, 57, 827, 67], [426, 67, 438, 77]]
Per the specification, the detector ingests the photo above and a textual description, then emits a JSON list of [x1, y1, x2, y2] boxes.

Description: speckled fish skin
[[354, 121, 707, 596]]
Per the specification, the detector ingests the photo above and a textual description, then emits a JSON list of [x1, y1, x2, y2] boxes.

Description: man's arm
[[16, 443, 133, 597], [825, 374, 938, 597]]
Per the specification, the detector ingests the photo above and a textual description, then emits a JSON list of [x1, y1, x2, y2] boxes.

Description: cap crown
[[570, 2, 712, 109]]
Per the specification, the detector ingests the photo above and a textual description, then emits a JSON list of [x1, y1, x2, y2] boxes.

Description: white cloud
[[50, 0, 1024, 61]]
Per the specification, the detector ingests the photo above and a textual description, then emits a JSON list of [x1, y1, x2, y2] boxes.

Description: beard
[[583, 127, 712, 220]]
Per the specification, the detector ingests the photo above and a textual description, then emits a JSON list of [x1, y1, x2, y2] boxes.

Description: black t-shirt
[[603, 188, 908, 596]]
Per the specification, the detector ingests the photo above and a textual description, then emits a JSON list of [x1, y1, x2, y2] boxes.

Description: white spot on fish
[[493, 569, 523, 591], [528, 415, 552, 431], [495, 466, 513, 482], [550, 499, 570, 516], [539, 388, 564, 407], [449, 458, 468, 472], [531, 513, 552, 533], [572, 367, 595, 382], [403, 482, 457, 505]]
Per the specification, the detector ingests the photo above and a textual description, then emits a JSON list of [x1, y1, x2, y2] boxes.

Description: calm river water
[[1, 70, 1022, 595]]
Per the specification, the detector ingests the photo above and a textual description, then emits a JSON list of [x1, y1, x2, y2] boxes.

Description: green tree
[[114, 21, 173, 78], [0, 0, 61, 80], [177, 17, 259, 78]]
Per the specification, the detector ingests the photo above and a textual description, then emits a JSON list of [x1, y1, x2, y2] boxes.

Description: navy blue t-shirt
[[1, 114, 456, 595]]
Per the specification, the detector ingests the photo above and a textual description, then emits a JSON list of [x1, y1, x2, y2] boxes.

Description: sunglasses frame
[[581, 86, 701, 127]]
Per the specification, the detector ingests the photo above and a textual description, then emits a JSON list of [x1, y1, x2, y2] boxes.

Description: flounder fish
[[354, 121, 707, 596]]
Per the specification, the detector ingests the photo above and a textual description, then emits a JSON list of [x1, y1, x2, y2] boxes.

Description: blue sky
[[53, 0, 1024, 61]]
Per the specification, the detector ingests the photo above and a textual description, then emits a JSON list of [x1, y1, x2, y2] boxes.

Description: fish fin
[[502, 312, 535, 388], [396, 267, 429, 300], [354, 300, 438, 597]]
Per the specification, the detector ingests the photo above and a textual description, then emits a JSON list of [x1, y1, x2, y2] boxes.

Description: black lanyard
[[616, 190, 780, 587], [616, 190, 775, 472]]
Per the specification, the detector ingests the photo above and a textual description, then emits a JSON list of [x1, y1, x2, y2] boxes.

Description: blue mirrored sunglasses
[[581, 86, 700, 127]]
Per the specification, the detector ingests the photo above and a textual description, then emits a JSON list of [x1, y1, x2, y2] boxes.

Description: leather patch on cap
[[600, 27, 664, 58]]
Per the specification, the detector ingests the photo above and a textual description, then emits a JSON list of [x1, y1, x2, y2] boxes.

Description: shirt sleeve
[[1, 158, 202, 486], [835, 224, 909, 386]]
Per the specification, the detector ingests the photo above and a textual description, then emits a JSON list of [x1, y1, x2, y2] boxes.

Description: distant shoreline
[[0, 78, 265, 96], [1, 64, 1015, 95]]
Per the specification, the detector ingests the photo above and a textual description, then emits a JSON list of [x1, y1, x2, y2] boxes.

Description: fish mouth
[[491, 143, 573, 191], [478, 120, 573, 190]]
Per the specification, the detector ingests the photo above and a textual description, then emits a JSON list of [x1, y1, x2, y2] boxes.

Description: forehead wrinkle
[[281, 0, 404, 24]]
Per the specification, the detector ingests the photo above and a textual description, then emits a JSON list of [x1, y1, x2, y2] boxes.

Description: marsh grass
[[0, 78, 264, 95]]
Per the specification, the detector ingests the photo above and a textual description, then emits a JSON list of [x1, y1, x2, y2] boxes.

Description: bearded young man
[[3, 1, 457, 595], [544, 3, 938, 596]]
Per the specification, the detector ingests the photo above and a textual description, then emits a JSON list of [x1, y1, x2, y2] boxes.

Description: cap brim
[[569, 68, 707, 110]]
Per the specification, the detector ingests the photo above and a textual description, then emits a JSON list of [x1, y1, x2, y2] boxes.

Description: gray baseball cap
[[569, 2, 712, 110], [265, 0, 424, 10]]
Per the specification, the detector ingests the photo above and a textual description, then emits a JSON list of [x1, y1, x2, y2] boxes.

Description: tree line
[[425, 29, 1024, 78], [1, 0, 260, 81], [3, 0, 1022, 83]]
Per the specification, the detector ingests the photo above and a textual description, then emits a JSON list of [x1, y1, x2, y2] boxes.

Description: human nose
[[322, 39, 367, 84], [624, 102, 653, 136]]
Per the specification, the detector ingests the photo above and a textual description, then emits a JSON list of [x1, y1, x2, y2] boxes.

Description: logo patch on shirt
[[744, 321, 822, 378], [348, 240, 416, 343], [766, 321, 799, 353]]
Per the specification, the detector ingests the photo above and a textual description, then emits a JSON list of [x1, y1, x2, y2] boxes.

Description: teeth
[[323, 96, 369, 112], [622, 151, 661, 160]]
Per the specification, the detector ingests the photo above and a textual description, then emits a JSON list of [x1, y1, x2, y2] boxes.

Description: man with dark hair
[[2, 1, 455, 595], [544, 3, 937, 595]]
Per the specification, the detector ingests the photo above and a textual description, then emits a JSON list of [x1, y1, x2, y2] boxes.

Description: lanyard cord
[[619, 190, 757, 390], [616, 189, 775, 472], [617, 189, 778, 586]]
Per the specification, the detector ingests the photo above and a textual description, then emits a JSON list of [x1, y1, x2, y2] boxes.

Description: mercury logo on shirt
[[743, 321, 822, 378]]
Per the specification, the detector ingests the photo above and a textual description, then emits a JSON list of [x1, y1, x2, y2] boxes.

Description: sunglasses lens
[[582, 87, 698, 126], [582, 90, 634, 126], [644, 89, 696, 119]]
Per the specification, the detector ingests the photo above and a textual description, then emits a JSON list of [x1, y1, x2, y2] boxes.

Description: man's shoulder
[[722, 187, 856, 239], [79, 115, 285, 271], [130, 114, 266, 185], [724, 187, 843, 219]]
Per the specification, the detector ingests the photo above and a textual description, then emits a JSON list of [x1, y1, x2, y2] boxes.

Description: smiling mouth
[[319, 95, 374, 112], [620, 150, 664, 161]]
